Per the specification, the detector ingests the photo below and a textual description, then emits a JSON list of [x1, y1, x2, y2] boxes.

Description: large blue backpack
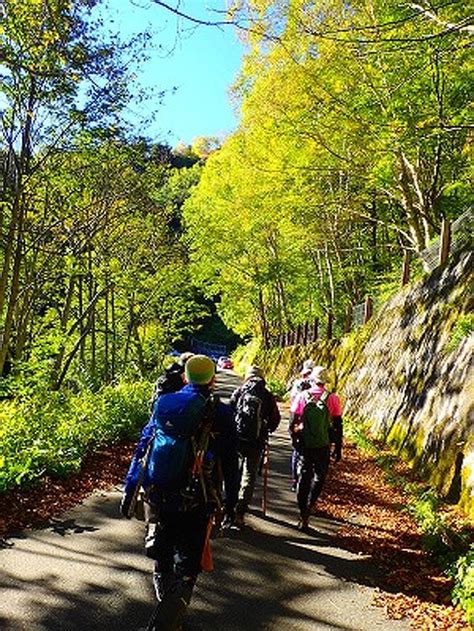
[[144, 390, 212, 493]]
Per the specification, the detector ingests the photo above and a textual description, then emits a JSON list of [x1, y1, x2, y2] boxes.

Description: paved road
[[0, 371, 408, 630]]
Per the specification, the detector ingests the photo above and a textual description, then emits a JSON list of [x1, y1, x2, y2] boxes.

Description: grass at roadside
[[0, 381, 152, 493]]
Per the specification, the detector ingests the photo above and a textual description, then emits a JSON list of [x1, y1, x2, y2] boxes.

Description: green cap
[[185, 354, 215, 385]]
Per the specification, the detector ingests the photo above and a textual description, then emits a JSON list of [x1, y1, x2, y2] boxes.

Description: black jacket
[[230, 377, 281, 444]]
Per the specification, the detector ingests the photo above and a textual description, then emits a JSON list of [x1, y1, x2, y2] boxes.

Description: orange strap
[[200, 518, 214, 572]]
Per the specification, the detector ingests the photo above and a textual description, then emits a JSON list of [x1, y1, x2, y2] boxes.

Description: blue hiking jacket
[[124, 383, 239, 514]]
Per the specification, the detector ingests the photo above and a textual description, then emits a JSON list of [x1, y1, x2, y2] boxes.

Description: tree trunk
[[324, 242, 335, 314], [111, 283, 116, 382], [0, 195, 26, 375], [257, 286, 270, 348], [50, 276, 76, 384], [130, 306, 145, 376], [398, 149, 436, 266]]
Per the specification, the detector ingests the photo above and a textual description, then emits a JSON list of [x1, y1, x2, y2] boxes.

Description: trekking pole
[[261, 441, 270, 517]]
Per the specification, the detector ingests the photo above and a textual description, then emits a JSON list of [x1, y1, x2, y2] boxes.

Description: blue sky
[[104, 1, 245, 148]]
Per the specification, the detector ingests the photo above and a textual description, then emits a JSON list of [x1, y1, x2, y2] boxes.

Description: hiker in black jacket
[[230, 365, 280, 528], [149, 352, 194, 409]]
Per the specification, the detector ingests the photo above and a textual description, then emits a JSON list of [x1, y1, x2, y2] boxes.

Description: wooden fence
[[267, 211, 471, 350], [268, 297, 374, 349]]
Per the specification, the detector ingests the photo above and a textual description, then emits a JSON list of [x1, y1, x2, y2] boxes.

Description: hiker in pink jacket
[[290, 366, 343, 530]]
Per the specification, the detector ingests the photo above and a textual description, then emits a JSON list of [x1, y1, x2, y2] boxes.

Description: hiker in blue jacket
[[121, 355, 239, 631]]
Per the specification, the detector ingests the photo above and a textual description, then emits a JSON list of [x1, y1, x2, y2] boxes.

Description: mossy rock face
[[236, 252, 473, 519]]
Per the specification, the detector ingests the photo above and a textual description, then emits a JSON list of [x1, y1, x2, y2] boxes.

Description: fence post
[[312, 318, 319, 341], [439, 218, 451, 267], [364, 297, 373, 324], [327, 312, 333, 339], [344, 305, 352, 333], [303, 321, 309, 345], [401, 250, 411, 286], [294, 324, 301, 345]]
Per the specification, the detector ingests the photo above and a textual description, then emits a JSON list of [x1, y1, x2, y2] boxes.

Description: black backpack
[[151, 363, 184, 406], [235, 380, 263, 444]]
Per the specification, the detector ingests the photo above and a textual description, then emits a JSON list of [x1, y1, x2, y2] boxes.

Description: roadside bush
[[266, 377, 288, 400], [0, 381, 151, 493], [450, 547, 474, 626], [346, 417, 473, 623]]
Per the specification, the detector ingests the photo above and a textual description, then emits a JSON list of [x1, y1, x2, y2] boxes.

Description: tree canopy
[[182, 0, 473, 339]]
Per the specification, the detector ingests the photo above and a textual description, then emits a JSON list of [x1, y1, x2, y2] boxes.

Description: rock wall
[[238, 252, 473, 518]]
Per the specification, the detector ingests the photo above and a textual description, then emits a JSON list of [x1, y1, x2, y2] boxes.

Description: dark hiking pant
[[236, 441, 261, 515], [145, 503, 209, 630], [297, 446, 330, 517]]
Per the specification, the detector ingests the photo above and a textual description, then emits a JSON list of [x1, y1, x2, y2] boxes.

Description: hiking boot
[[297, 513, 309, 532], [147, 583, 192, 630], [221, 514, 232, 530]]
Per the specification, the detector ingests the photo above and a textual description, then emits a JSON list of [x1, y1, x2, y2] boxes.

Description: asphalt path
[[0, 370, 409, 630]]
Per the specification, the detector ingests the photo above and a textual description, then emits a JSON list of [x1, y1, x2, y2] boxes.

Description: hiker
[[121, 354, 239, 630], [150, 352, 194, 408], [289, 365, 343, 531], [288, 359, 315, 403], [230, 365, 281, 528], [288, 359, 315, 491]]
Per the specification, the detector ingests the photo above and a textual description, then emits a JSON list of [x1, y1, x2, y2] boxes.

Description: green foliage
[[183, 0, 471, 340], [265, 377, 287, 401], [447, 314, 474, 353], [405, 490, 467, 562], [450, 547, 474, 626], [0, 381, 151, 492], [345, 422, 378, 457]]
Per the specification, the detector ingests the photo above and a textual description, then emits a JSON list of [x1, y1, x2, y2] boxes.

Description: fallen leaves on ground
[[317, 442, 472, 630]]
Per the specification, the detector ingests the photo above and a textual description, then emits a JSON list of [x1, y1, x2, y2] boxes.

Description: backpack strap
[[189, 395, 218, 505], [320, 390, 330, 405]]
